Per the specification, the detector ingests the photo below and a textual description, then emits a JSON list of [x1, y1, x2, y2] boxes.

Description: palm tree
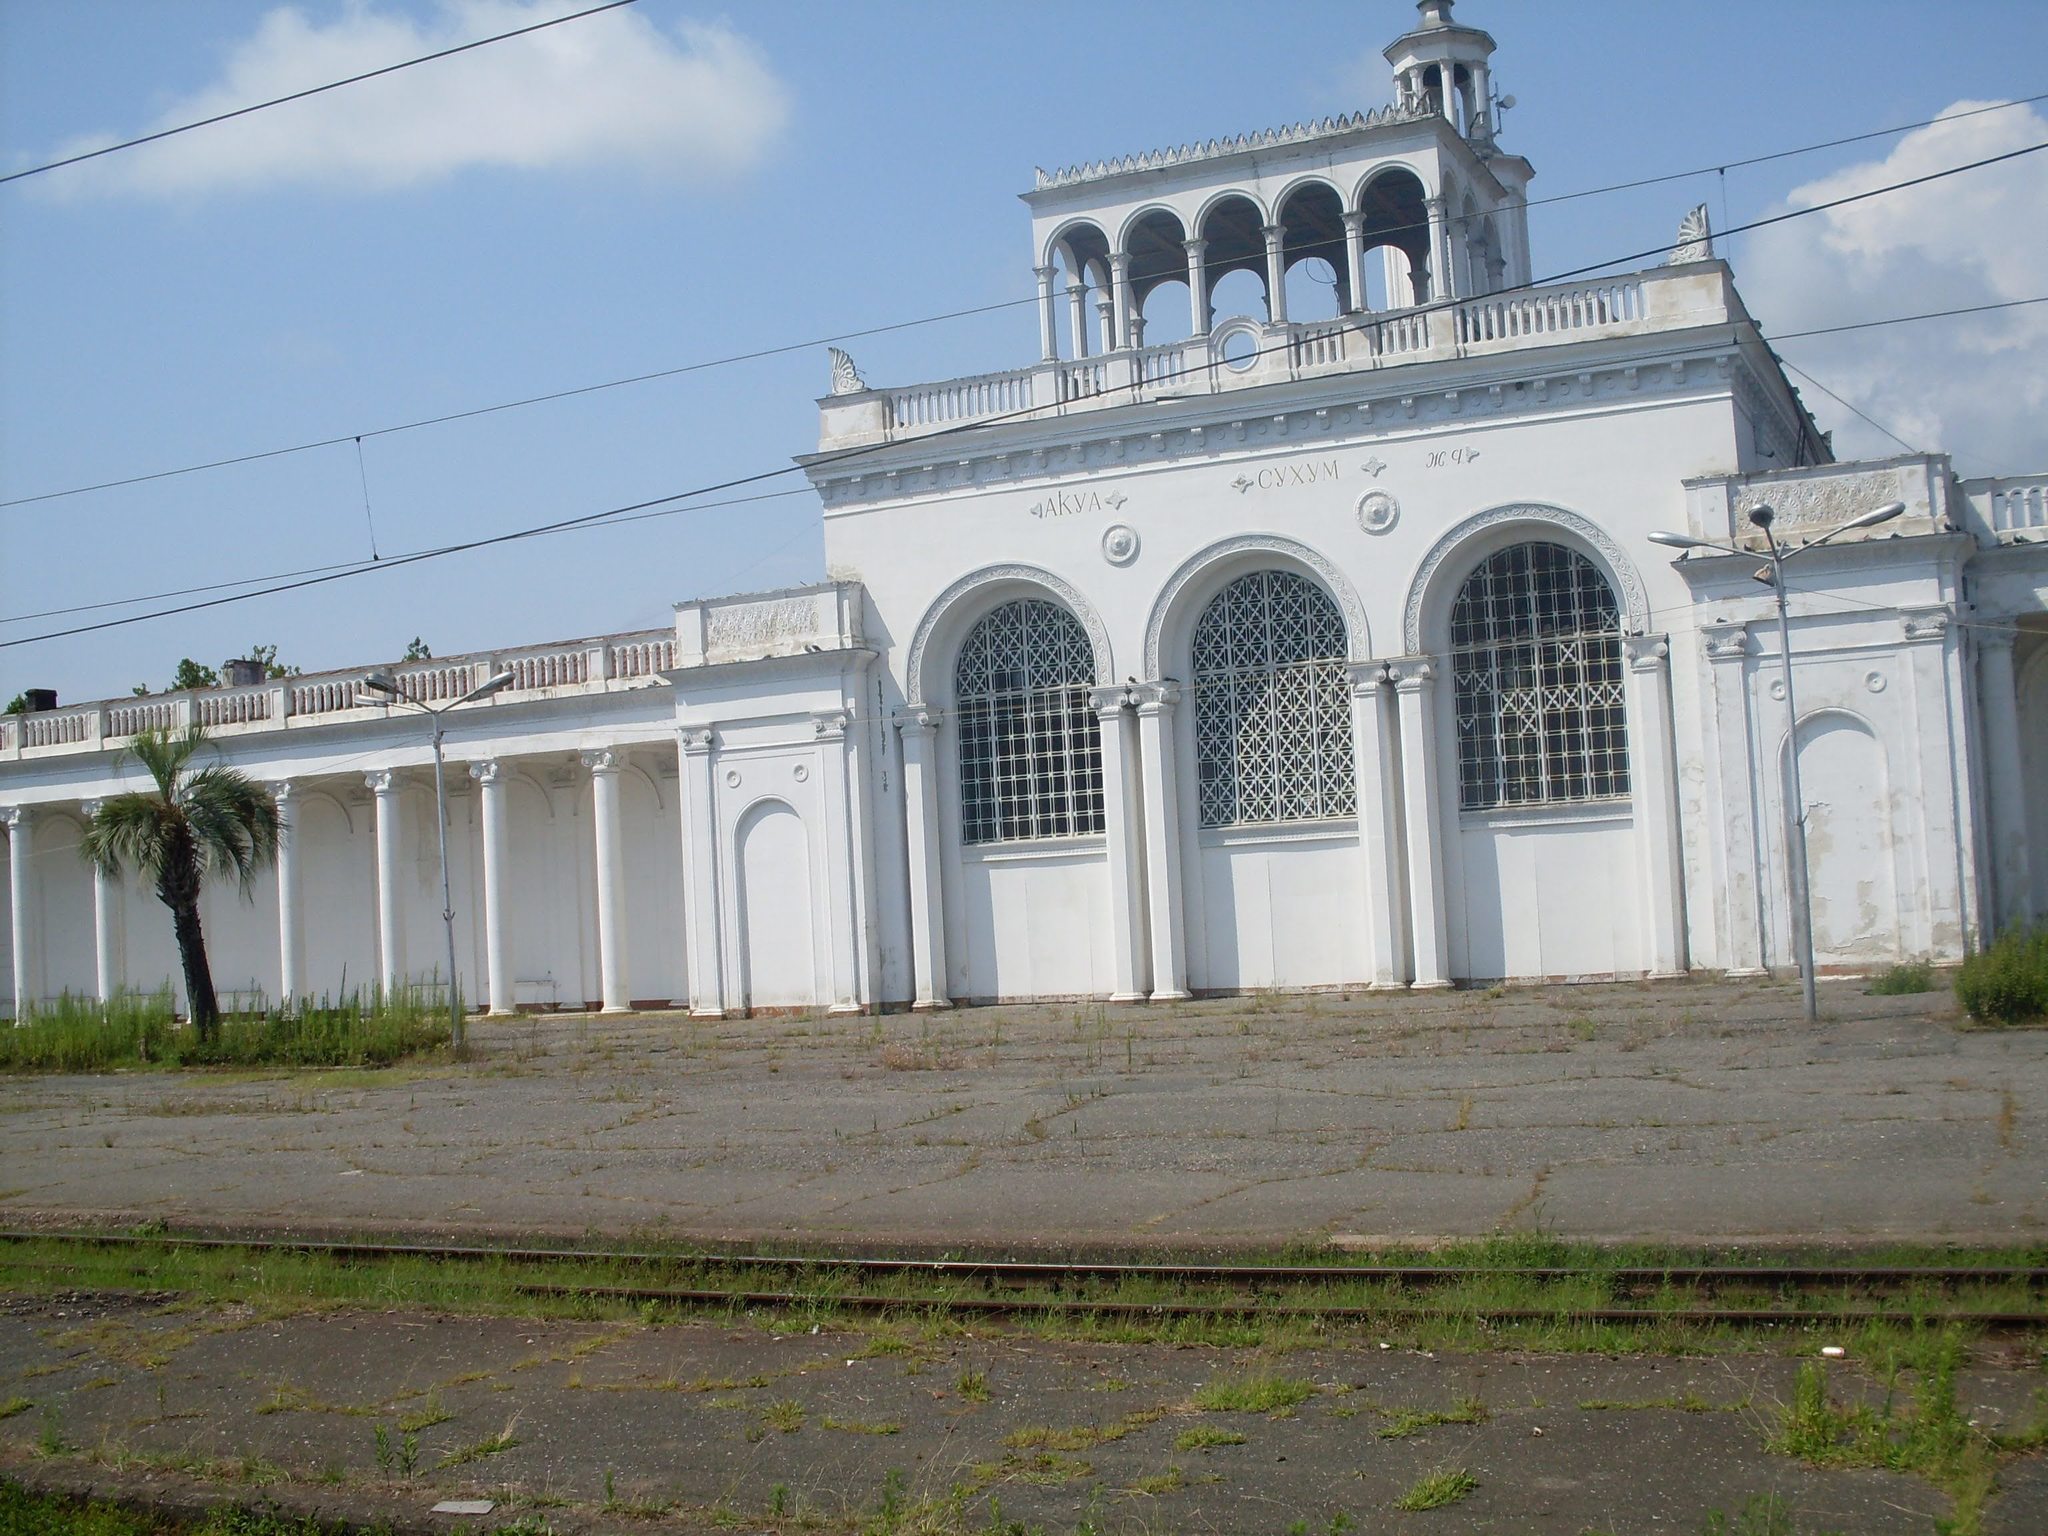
[[82, 727, 280, 1038]]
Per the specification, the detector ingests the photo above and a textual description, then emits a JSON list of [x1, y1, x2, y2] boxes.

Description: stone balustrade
[[820, 264, 1739, 449], [1, 627, 680, 762], [1961, 474, 2048, 543]]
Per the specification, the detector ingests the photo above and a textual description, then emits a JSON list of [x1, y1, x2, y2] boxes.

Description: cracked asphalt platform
[[0, 977, 2041, 1247]]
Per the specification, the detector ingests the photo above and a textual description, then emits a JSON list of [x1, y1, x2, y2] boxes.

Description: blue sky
[[4, 0, 2045, 704]]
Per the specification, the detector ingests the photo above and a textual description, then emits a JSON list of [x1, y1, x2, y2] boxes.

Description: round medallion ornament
[[724, 769, 742, 788], [1101, 523, 1140, 566], [1356, 490, 1400, 535], [1866, 671, 1887, 694], [792, 763, 810, 782]]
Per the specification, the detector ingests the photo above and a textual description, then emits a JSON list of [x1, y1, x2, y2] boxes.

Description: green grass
[[1378, 1395, 1488, 1438], [1192, 1371, 1316, 1413], [1700, 1493, 1842, 1536], [1394, 1466, 1477, 1511], [0, 986, 451, 1073], [1173, 1425, 1247, 1451], [1955, 926, 2048, 1024], [1868, 961, 1936, 996]]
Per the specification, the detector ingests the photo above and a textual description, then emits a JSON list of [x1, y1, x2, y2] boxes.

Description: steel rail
[[2, 1230, 2041, 1293]]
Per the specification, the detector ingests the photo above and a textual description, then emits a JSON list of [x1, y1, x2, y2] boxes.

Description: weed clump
[[1954, 927, 2048, 1025], [1867, 961, 1935, 996]]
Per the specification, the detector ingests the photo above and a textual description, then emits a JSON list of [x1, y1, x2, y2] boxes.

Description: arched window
[[1450, 542, 1629, 810], [1191, 570, 1355, 827], [954, 599, 1103, 845]]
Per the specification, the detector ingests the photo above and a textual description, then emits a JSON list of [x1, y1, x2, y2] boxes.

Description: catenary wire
[[1774, 360, 1919, 456], [0, 0, 641, 187], [6, 136, 2043, 653], [7, 96, 2043, 512]]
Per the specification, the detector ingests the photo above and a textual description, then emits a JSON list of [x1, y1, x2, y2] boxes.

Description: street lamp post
[[1649, 499, 1906, 1022], [359, 667, 516, 1055]]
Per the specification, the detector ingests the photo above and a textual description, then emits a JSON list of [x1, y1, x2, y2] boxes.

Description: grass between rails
[[0, 989, 451, 1073], [0, 1233, 2041, 1356]]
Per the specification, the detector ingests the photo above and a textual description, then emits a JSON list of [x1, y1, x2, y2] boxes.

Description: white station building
[[5, 0, 2046, 1018]]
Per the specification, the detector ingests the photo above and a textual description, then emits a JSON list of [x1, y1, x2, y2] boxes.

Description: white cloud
[[35, 1, 789, 196], [1738, 101, 2048, 473]]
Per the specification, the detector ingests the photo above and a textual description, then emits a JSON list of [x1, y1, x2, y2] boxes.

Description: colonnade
[[893, 638, 1692, 1006]]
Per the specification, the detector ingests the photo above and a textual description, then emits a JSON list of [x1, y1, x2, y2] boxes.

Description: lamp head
[[456, 671, 517, 706], [1746, 503, 1775, 530], [1648, 530, 1707, 550], [360, 669, 398, 697], [1849, 499, 1907, 530]]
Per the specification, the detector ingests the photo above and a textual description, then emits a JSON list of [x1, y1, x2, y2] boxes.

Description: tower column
[[1094, 289, 1115, 354], [1090, 687, 1148, 1001], [1182, 238, 1210, 335], [1345, 665, 1408, 988], [679, 728, 724, 1017], [1978, 629, 2036, 931], [1388, 658, 1451, 988], [897, 709, 951, 1010], [1261, 223, 1288, 325], [268, 783, 303, 1004], [469, 761, 516, 1015], [1109, 251, 1134, 350], [365, 771, 404, 992], [1034, 265, 1058, 361], [1341, 212, 1369, 314], [1065, 283, 1089, 359], [1425, 195, 1454, 303], [1134, 683, 1190, 1001], [584, 750, 630, 1013], [2, 808, 35, 1017]]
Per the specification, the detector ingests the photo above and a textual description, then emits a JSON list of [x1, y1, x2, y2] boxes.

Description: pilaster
[[1132, 683, 1190, 1001], [896, 708, 951, 1009], [678, 728, 725, 1017], [1090, 685, 1148, 1001], [1623, 634, 1688, 977], [813, 711, 863, 1013], [1387, 658, 1451, 988], [1346, 663, 1407, 988], [1700, 623, 1765, 975]]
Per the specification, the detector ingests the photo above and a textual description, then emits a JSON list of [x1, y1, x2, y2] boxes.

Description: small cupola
[[1384, 0, 1501, 144]]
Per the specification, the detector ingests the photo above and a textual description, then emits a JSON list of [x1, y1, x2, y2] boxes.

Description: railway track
[[3, 1229, 2043, 1331]]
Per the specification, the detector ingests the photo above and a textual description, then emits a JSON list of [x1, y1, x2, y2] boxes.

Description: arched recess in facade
[[1138, 535, 1400, 995], [1401, 504, 1685, 985], [1766, 708, 1904, 971], [899, 564, 1118, 1007]]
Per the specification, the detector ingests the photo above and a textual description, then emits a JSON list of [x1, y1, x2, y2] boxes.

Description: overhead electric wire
[[1770, 294, 2048, 341], [1774, 360, 1920, 456], [6, 134, 2043, 653], [0, 0, 641, 187], [8, 95, 2044, 513]]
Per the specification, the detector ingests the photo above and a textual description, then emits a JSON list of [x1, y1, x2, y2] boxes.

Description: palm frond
[[181, 763, 281, 897], [81, 794, 176, 881], [121, 726, 207, 799]]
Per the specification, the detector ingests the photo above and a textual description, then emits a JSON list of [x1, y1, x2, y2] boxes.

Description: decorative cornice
[[1143, 533, 1372, 677], [1403, 502, 1651, 654], [1031, 103, 1434, 191], [904, 563, 1113, 708]]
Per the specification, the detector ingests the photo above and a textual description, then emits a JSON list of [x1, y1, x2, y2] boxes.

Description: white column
[[1978, 629, 2035, 931], [1388, 658, 1451, 988], [1066, 283, 1089, 359], [679, 727, 724, 1017], [1624, 635, 1689, 978], [1094, 290, 1115, 354], [1346, 665, 1408, 988], [1424, 195, 1454, 303], [584, 749, 630, 1014], [1261, 224, 1288, 325], [1133, 683, 1190, 1001], [269, 783, 304, 1004], [1089, 687, 1148, 1001], [366, 770, 403, 992], [1341, 212, 1369, 314], [1034, 265, 1058, 361], [469, 761, 515, 1015], [897, 708, 951, 1010], [1109, 251, 1134, 350], [2, 807, 34, 1017], [814, 712, 863, 1013], [1702, 624, 1766, 975], [1183, 238, 1210, 335], [77, 799, 119, 1004]]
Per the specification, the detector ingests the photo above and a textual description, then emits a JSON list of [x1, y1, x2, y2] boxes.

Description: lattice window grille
[[954, 598, 1104, 845], [1449, 541, 1630, 810], [1191, 569, 1356, 828]]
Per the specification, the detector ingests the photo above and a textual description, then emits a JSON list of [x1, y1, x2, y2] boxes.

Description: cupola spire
[[1385, 0, 1501, 145]]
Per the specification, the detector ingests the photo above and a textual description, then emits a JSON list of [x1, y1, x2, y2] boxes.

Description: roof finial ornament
[[1418, 0, 1456, 27], [1668, 204, 1713, 265], [827, 347, 868, 396]]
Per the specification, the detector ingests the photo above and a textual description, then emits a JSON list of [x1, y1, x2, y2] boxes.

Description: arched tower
[[1385, 0, 1500, 145]]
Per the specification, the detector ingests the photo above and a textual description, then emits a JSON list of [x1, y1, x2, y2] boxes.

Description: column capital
[[813, 710, 851, 742], [364, 769, 399, 795], [581, 748, 624, 775], [1033, 264, 1056, 282], [679, 725, 716, 756], [1131, 680, 1181, 714], [1345, 660, 1391, 694], [1065, 281, 1087, 299], [1702, 622, 1750, 661], [0, 805, 29, 830], [1385, 656, 1436, 690], [1341, 209, 1368, 233], [265, 779, 297, 805], [1622, 632, 1672, 670], [1108, 249, 1131, 274], [78, 797, 104, 818], [1087, 684, 1133, 717], [1424, 194, 1447, 214], [468, 759, 506, 786], [1973, 618, 2018, 654], [895, 705, 940, 738], [1901, 606, 1954, 644], [1182, 237, 1208, 258]]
